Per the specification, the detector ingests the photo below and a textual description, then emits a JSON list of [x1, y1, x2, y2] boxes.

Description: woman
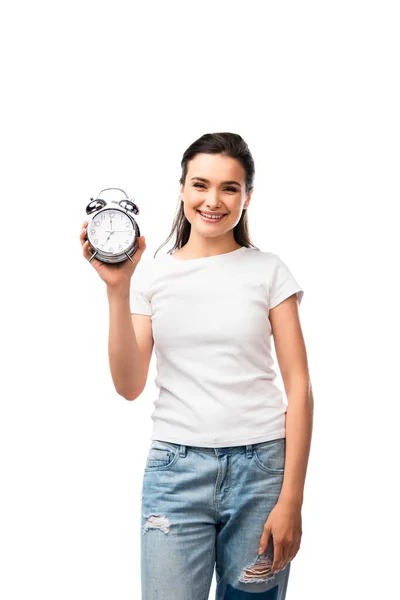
[[80, 132, 313, 599]]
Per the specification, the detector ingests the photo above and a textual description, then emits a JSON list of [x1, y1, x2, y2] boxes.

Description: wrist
[[107, 283, 130, 300], [277, 493, 303, 509]]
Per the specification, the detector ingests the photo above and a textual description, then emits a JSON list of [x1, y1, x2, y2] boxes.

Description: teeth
[[199, 212, 224, 220]]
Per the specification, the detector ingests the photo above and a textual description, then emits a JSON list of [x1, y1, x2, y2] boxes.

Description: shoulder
[[255, 249, 300, 277], [244, 248, 283, 273], [134, 252, 167, 279]]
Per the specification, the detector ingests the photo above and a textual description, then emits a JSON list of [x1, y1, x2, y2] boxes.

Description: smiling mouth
[[197, 210, 227, 221]]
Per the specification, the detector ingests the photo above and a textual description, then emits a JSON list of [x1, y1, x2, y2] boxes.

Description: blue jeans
[[140, 437, 291, 600]]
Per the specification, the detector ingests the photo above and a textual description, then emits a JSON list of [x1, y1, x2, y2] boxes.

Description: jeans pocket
[[145, 440, 180, 472], [253, 438, 286, 474]]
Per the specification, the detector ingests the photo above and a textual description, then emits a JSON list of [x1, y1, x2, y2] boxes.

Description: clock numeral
[[110, 212, 115, 218], [128, 230, 132, 235], [94, 239, 98, 244], [118, 245, 123, 250], [94, 220, 100, 227], [109, 247, 114, 252], [125, 222, 130, 227], [91, 229, 95, 234], [101, 213, 106, 220], [125, 240, 129, 245]]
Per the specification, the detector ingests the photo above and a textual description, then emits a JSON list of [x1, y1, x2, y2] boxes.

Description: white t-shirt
[[130, 246, 304, 448]]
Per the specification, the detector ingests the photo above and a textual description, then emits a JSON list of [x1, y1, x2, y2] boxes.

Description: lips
[[197, 210, 227, 219]]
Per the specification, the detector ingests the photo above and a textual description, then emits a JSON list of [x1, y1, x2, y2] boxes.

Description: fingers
[[82, 240, 96, 263], [80, 221, 88, 246], [136, 235, 146, 256], [80, 221, 97, 263], [271, 542, 284, 574], [273, 549, 290, 574], [129, 236, 146, 263], [271, 540, 297, 574]]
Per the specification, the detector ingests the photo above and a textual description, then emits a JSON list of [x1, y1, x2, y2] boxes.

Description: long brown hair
[[153, 132, 259, 258]]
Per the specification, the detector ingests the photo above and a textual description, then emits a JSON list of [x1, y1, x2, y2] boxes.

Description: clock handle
[[94, 188, 139, 214], [86, 187, 140, 217], [96, 187, 129, 200]]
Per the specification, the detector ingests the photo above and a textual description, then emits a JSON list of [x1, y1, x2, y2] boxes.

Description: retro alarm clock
[[85, 187, 141, 264]]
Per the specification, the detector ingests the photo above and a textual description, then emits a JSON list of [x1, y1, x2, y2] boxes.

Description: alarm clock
[[85, 187, 141, 264]]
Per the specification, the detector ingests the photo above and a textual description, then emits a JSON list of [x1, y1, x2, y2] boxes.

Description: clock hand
[[104, 229, 118, 243]]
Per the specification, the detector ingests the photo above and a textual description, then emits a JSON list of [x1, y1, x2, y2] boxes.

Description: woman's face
[[180, 153, 252, 238]]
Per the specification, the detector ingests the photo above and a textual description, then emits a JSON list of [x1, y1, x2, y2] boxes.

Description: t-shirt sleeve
[[268, 253, 304, 309], [130, 263, 152, 316]]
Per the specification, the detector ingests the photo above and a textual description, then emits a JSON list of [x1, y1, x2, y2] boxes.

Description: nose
[[205, 190, 223, 210]]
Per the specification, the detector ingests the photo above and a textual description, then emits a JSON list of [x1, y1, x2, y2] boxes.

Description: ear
[[244, 189, 253, 210]]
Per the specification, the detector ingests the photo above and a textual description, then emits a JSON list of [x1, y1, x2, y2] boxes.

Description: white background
[[1, 1, 399, 598]]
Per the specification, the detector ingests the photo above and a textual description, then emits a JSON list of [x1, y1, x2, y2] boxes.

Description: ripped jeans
[[140, 437, 291, 600]]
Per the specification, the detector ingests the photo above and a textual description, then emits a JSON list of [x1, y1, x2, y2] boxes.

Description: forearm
[[278, 378, 314, 507], [107, 285, 143, 400]]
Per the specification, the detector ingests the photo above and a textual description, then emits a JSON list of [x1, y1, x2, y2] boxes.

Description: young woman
[[80, 132, 313, 599]]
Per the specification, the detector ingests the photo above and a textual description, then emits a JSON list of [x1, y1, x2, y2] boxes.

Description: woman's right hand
[[79, 221, 147, 289]]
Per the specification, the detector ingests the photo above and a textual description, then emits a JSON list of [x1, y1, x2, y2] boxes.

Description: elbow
[[112, 375, 145, 402], [120, 386, 144, 402]]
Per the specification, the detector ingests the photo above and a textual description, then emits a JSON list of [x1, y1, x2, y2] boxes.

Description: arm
[[269, 294, 314, 508], [107, 285, 144, 400]]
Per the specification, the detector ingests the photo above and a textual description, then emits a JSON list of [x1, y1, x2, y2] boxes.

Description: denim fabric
[[140, 437, 291, 599]]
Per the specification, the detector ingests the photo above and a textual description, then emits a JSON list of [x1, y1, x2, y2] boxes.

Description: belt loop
[[246, 444, 254, 458], [179, 444, 187, 457]]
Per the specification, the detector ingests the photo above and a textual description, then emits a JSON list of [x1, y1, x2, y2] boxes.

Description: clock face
[[88, 209, 135, 254]]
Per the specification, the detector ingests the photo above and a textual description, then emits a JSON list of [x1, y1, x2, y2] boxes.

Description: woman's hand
[[257, 500, 302, 574], [79, 220, 147, 289]]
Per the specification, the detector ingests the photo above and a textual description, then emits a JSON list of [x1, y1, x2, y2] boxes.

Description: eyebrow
[[190, 176, 241, 187]]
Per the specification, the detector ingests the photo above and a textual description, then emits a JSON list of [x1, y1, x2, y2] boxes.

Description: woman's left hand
[[257, 500, 303, 574]]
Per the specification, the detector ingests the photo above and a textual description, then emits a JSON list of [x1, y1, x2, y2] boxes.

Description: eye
[[193, 183, 237, 192]]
